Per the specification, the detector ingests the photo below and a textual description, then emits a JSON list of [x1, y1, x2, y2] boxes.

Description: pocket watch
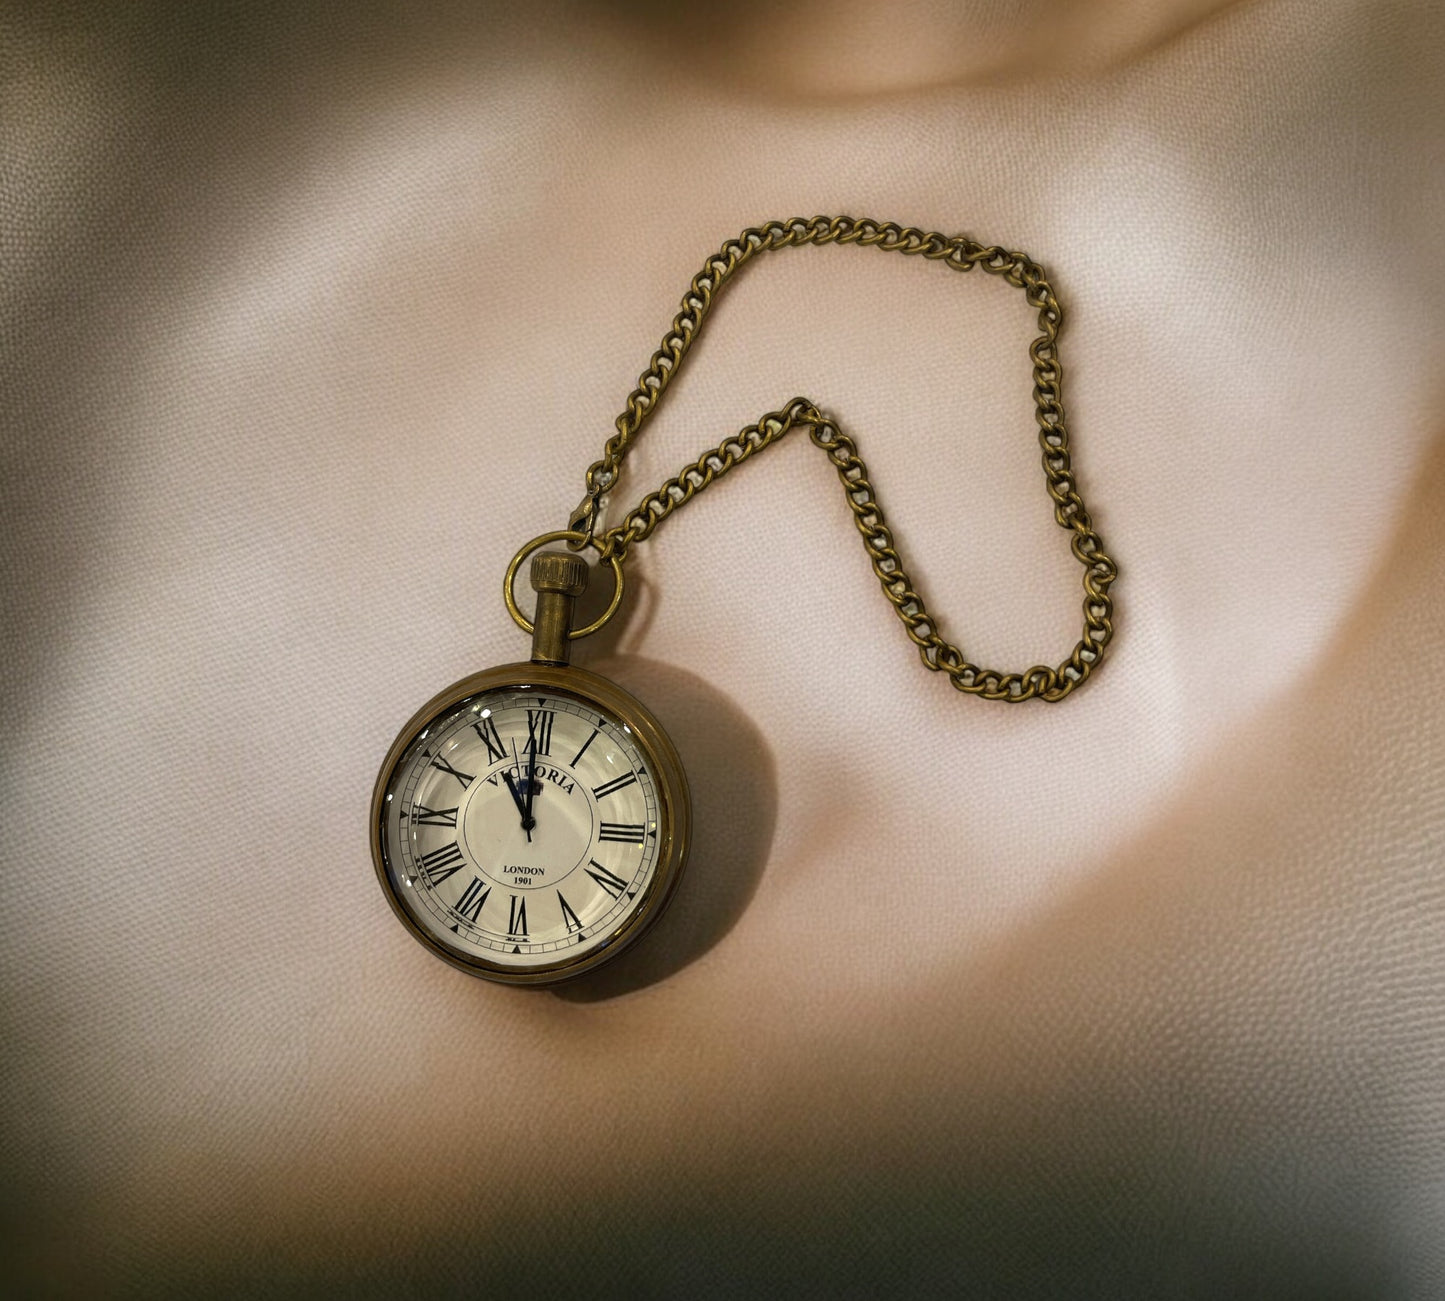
[[372, 545, 690, 985], [372, 216, 1119, 984]]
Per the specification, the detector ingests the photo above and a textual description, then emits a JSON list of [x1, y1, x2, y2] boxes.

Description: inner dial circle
[[457, 752, 593, 891], [387, 685, 660, 969]]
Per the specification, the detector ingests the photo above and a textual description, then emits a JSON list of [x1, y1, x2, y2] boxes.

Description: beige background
[[3, 0, 1443, 1294]]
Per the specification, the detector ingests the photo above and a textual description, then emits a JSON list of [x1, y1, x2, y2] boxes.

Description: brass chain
[[570, 215, 1117, 703]]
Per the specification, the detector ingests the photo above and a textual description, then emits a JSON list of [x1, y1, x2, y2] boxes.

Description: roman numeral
[[431, 756, 475, 788], [508, 894, 528, 938], [557, 891, 584, 935], [454, 876, 490, 923], [592, 771, 638, 800], [598, 822, 646, 844], [418, 842, 465, 887], [586, 860, 630, 900], [473, 715, 506, 763], [525, 709, 554, 757], [569, 728, 599, 768], [411, 804, 458, 827]]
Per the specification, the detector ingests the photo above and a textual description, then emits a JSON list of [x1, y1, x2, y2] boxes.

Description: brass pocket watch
[[372, 216, 1119, 985], [372, 545, 690, 985]]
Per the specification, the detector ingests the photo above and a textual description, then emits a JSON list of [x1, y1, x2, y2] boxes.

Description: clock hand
[[500, 769, 529, 822], [507, 740, 535, 840], [524, 738, 539, 828]]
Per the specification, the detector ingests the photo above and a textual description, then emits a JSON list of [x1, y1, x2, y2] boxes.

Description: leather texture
[[3, 1, 1443, 1294]]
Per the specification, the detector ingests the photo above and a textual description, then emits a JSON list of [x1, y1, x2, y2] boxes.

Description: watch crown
[[530, 551, 589, 598]]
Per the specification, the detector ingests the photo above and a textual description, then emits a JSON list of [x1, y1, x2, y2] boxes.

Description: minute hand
[[524, 742, 539, 826]]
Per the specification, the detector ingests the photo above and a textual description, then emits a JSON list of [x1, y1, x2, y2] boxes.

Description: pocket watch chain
[[514, 215, 1117, 704]]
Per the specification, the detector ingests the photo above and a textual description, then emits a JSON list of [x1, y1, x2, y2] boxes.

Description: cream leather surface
[[3, 1, 1443, 1294]]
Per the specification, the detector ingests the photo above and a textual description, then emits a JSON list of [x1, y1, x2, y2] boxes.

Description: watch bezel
[[371, 661, 691, 985]]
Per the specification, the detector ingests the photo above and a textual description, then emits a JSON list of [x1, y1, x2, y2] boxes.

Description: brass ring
[[503, 530, 624, 639]]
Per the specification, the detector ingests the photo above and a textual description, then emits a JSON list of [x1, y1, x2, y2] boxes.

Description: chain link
[[575, 215, 1117, 703]]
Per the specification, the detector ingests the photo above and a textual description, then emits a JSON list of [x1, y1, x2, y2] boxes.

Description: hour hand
[[505, 742, 536, 839], [501, 768, 529, 820]]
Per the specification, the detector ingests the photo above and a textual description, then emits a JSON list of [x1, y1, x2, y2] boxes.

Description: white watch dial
[[378, 686, 662, 972]]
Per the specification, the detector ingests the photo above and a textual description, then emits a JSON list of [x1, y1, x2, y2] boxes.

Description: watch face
[[372, 664, 689, 984]]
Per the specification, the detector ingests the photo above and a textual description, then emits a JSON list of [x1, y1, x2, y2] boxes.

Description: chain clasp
[[567, 489, 610, 550]]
